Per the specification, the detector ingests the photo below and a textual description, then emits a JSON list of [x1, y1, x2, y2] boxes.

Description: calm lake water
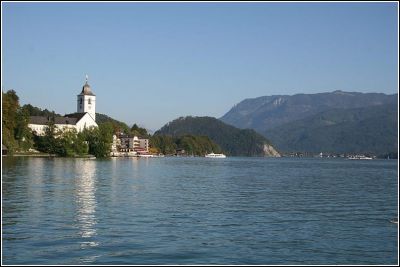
[[2, 157, 398, 265]]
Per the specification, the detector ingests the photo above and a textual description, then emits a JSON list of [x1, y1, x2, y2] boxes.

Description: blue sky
[[2, 2, 398, 130]]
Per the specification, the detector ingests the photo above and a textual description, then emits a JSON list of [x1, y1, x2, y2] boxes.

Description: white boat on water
[[205, 153, 226, 158], [138, 154, 154, 158], [348, 155, 373, 160]]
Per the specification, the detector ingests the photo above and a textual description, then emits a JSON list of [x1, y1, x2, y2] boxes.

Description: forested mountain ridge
[[155, 116, 280, 157], [220, 91, 397, 155], [221, 91, 397, 133], [266, 103, 398, 155]]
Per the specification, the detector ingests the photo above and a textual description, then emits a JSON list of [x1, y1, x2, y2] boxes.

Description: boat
[[348, 155, 373, 160], [205, 152, 226, 158], [138, 154, 154, 158]]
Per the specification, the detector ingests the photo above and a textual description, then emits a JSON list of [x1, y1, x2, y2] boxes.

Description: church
[[28, 76, 98, 135]]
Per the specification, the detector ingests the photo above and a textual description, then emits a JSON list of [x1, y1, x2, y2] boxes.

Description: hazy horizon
[[2, 2, 398, 130]]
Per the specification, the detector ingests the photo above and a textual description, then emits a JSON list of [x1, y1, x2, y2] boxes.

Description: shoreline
[[3, 154, 397, 160], [3, 153, 96, 158]]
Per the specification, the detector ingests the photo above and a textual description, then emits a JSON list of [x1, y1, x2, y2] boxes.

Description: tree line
[[150, 134, 222, 156]]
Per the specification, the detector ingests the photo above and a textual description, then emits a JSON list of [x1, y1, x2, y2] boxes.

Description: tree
[[82, 123, 113, 158], [74, 131, 89, 155], [131, 123, 149, 138], [15, 106, 33, 151], [39, 118, 58, 154], [96, 113, 130, 134], [58, 129, 79, 157], [2, 90, 20, 153], [150, 135, 177, 155], [21, 103, 61, 117]]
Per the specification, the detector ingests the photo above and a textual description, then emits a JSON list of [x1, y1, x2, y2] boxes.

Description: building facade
[[111, 133, 149, 154], [28, 76, 98, 135]]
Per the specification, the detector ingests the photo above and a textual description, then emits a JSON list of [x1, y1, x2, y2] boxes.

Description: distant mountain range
[[155, 116, 280, 157], [220, 91, 398, 155]]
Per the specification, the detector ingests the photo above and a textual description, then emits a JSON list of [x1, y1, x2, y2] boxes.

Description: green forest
[[150, 134, 222, 156], [155, 116, 274, 156]]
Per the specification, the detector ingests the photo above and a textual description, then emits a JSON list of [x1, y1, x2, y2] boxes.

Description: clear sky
[[2, 2, 398, 131]]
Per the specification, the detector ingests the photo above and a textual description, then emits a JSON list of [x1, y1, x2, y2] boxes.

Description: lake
[[2, 156, 398, 265]]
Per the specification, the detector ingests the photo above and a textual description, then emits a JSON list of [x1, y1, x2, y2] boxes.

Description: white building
[[111, 134, 149, 153], [28, 76, 98, 136], [77, 76, 96, 121], [139, 138, 149, 152]]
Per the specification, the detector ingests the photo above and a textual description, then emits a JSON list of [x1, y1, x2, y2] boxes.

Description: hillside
[[266, 103, 398, 155], [150, 134, 222, 156], [220, 91, 397, 155], [221, 91, 397, 133], [95, 113, 130, 133], [21, 104, 62, 117], [155, 116, 280, 157]]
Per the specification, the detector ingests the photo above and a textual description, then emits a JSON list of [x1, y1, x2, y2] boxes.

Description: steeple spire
[[79, 74, 95, 96]]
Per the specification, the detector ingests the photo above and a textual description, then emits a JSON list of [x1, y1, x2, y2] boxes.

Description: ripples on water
[[2, 157, 398, 264]]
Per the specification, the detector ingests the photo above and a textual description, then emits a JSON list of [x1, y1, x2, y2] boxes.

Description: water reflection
[[74, 160, 98, 249], [27, 158, 45, 202]]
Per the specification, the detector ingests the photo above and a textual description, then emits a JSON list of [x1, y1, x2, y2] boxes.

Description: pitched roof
[[29, 116, 78, 125], [55, 117, 78, 125], [29, 116, 50, 125], [64, 113, 87, 121]]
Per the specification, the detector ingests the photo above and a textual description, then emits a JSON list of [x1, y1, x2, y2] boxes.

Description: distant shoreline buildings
[[111, 133, 150, 156]]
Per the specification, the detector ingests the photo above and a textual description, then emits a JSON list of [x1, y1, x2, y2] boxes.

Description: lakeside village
[[3, 76, 224, 158], [24, 77, 158, 158]]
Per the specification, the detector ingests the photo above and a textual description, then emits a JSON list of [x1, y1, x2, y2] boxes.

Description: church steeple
[[77, 75, 96, 121], [80, 74, 95, 96]]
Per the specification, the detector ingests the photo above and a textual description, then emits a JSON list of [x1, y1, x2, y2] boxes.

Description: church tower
[[77, 75, 96, 121]]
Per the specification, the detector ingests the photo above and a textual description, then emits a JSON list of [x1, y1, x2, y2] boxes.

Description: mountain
[[266, 103, 398, 154], [155, 116, 280, 157], [221, 90, 396, 133], [220, 91, 398, 154]]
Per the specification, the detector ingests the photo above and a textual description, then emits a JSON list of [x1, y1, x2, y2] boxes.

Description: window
[[88, 98, 91, 104], [80, 98, 83, 104]]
